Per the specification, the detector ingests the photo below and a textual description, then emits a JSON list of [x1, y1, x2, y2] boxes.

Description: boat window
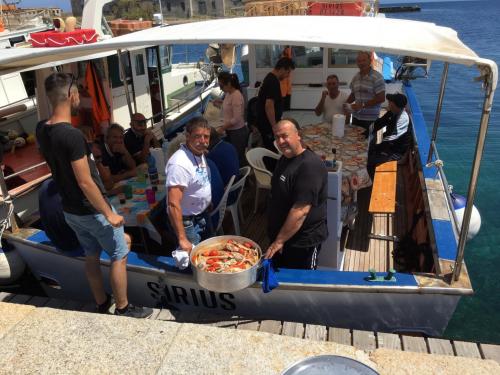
[[255, 45, 323, 68], [135, 54, 146, 76], [107, 52, 132, 88], [198, 1, 207, 14], [159, 45, 172, 74], [329, 49, 358, 67]]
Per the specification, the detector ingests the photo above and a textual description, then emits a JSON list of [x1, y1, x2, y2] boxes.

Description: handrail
[[3, 161, 47, 181]]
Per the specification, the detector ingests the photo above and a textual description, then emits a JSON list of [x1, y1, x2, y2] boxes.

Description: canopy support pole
[[427, 63, 449, 164], [453, 66, 495, 282], [117, 49, 134, 118]]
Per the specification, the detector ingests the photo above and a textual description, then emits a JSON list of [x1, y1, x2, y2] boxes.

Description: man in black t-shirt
[[256, 57, 295, 150], [36, 73, 151, 319], [265, 119, 328, 270], [123, 112, 160, 164]]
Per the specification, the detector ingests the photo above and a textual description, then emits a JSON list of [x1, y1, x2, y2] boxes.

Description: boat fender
[[451, 193, 481, 240], [0, 246, 26, 285]]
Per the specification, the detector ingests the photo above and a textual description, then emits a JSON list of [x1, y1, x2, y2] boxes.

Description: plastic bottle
[[147, 154, 159, 185], [162, 138, 169, 161]]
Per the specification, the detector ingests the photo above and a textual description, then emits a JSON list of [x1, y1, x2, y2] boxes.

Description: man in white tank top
[[314, 74, 350, 123]]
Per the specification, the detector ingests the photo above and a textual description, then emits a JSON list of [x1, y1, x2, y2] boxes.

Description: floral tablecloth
[[108, 178, 166, 243], [301, 122, 372, 221]]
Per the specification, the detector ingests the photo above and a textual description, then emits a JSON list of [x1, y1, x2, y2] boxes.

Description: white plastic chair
[[209, 175, 235, 235], [226, 166, 251, 235], [245, 147, 280, 213]]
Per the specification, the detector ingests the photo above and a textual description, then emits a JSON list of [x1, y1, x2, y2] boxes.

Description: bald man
[[124, 112, 160, 164], [265, 118, 328, 270]]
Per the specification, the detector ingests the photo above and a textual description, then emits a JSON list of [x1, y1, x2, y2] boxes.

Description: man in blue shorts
[[36, 72, 152, 318]]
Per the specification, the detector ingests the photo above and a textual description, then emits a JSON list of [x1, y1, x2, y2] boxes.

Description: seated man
[[367, 93, 411, 176], [314, 74, 350, 123], [124, 113, 160, 164], [99, 123, 136, 183], [207, 126, 239, 187]]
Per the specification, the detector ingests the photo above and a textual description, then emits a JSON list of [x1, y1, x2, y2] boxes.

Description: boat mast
[[453, 63, 497, 282]]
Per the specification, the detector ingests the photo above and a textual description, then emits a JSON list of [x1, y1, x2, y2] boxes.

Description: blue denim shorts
[[64, 208, 129, 261]]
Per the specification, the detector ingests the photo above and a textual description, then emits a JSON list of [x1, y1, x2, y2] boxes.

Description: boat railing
[[426, 142, 460, 234], [2, 162, 47, 182]]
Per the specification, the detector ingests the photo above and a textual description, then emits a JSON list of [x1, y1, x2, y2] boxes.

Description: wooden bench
[[368, 160, 398, 241]]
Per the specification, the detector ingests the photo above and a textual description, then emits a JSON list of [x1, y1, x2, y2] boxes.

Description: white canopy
[[0, 16, 497, 78]]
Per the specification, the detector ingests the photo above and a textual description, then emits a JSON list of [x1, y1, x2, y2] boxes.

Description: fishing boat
[[0, 2, 496, 336], [0, 0, 217, 223]]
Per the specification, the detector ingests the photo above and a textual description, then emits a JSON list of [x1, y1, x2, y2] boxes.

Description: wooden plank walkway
[[2, 292, 500, 363]]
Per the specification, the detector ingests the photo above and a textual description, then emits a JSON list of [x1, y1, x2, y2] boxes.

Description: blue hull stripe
[[26, 231, 418, 287]]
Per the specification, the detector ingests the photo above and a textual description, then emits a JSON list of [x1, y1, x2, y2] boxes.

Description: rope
[[0, 197, 14, 243]]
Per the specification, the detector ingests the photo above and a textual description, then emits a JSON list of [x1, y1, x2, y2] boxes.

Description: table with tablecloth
[[108, 177, 165, 244], [301, 121, 372, 223]]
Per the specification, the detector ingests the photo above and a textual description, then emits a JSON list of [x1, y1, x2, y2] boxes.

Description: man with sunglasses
[[36, 72, 152, 318], [124, 112, 160, 164]]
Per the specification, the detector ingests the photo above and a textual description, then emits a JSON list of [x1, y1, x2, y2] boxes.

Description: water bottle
[[147, 154, 159, 185], [162, 138, 169, 161]]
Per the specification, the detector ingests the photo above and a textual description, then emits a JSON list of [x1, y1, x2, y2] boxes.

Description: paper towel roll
[[150, 148, 166, 176], [332, 114, 345, 138]]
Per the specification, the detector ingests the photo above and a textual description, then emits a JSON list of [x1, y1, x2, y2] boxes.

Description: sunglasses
[[67, 74, 77, 98]]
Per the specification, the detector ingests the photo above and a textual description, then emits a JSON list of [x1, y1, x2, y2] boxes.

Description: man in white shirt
[[166, 117, 212, 253], [314, 74, 350, 123]]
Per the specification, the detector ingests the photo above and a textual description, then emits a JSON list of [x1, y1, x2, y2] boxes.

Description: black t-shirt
[[36, 121, 107, 215], [267, 149, 328, 247], [100, 142, 127, 175], [124, 128, 144, 157], [257, 72, 283, 136]]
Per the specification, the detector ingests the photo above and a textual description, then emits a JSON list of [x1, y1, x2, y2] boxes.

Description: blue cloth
[[38, 179, 80, 252], [207, 140, 239, 187], [207, 159, 224, 208], [261, 259, 279, 293]]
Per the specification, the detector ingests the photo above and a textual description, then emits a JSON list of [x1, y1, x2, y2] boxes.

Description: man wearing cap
[[346, 51, 386, 135], [367, 93, 411, 175], [124, 112, 160, 164]]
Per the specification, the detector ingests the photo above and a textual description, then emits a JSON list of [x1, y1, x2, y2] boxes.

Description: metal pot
[[190, 235, 262, 293]]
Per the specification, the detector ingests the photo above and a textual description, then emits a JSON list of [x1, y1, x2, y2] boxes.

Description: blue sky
[[17, 0, 475, 13]]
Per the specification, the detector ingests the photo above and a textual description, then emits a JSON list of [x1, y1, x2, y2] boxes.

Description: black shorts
[[273, 243, 321, 270]]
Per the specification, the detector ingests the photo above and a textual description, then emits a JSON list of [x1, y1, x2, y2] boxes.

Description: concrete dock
[[0, 295, 499, 374]]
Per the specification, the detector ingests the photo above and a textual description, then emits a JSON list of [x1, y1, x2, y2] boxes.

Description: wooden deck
[[2, 291, 499, 363]]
